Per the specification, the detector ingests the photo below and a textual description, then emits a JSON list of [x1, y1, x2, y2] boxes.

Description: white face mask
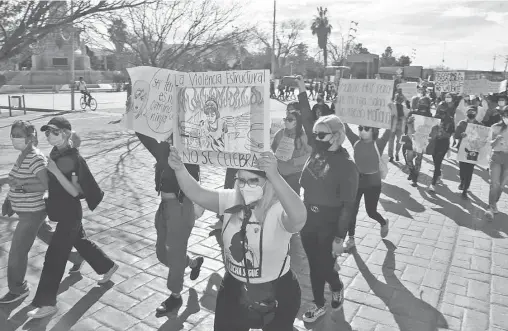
[[284, 120, 296, 130], [359, 130, 371, 140], [11, 138, 27, 151], [47, 132, 65, 146], [499, 101, 506, 107], [445, 98, 452, 103], [240, 185, 264, 205]]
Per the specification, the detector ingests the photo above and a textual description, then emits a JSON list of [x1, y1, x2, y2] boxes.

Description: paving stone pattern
[[0, 111, 507, 331]]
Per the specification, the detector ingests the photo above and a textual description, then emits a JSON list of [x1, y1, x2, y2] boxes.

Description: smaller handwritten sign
[[398, 82, 417, 99], [275, 136, 295, 161], [435, 71, 464, 94], [334, 79, 394, 129], [463, 79, 504, 95], [457, 124, 492, 167], [412, 115, 441, 154]]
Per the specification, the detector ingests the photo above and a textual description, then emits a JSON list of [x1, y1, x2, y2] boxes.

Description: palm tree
[[311, 7, 332, 67]]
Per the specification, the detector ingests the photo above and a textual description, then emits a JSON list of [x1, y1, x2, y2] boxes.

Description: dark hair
[[286, 101, 300, 112], [11, 120, 38, 146], [286, 108, 304, 149], [371, 127, 380, 140]]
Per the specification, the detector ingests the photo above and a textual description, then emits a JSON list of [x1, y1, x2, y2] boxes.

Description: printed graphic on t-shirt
[[225, 222, 262, 279], [305, 153, 330, 179]]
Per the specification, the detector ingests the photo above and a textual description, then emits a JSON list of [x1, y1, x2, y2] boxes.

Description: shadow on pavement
[[48, 282, 113, 331], [158, 288, 200, 331], [199, 273, 223, 312], [380, 182, 426, 219], [353, 240, 448, 331]]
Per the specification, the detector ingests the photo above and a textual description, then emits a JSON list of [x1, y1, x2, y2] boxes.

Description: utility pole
[[493, 55, 497, 71], [271, 0, 276, 79], [504, 55, 508, 75], [70, 0, 75, 110]]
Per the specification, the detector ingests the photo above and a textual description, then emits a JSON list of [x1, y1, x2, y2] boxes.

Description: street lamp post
[[271, 0, 276, 79], [70, 0, 75, 111]]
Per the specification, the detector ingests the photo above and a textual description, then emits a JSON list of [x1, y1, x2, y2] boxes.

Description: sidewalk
[[0, 110, 507, 331]]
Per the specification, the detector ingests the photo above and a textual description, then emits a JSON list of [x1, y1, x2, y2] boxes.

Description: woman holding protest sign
[[485, 106, 508, 220], [454, 106, 483, 199], [271, 101, 312, 194], [167, 146, 306, 331], [343, 122, 391, 249]]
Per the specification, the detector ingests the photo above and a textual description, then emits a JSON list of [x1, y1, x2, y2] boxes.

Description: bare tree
[[0, 0, 147, 65], [98, 0, 253, 69], [254, 19, 305, 67]]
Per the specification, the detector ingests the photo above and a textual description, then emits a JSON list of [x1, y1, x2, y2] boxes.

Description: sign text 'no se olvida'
[[334, 79, 394, 129]]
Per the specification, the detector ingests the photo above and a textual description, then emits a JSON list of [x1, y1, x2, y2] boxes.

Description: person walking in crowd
[[135, 132, 204, 315], [454, 106, 483, 199], [311, 95, 332, 121], [271, 102, 312, 194], [29, 117, 117, 319], [0, 121, 82, 304], [483, 95, 506, 127], [485, 106, 508, 219], [344, 123, 391, 249], [389, 93, 410, 162], [308, 80, 315, 100], [299, 115, 359, 322], [428, 101, 455, 192], [168, 148, 306, 331]]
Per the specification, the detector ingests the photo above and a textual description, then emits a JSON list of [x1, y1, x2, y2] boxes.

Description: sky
[[236, 0, 508, 71]]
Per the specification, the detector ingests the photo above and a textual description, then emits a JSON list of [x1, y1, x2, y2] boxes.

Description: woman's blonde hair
[[233, 170, 279, 224], [61, 129, 81, 149]]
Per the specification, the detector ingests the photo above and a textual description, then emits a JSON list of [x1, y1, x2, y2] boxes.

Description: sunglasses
[[283, 117, 295, 123], [235, 177, 262, 188], [44, 129, 61, 137], [358, 126, 371, 132], [313, 132, 331, 140]]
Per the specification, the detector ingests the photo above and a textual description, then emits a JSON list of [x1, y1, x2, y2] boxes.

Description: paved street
[[0, 96, 507, 331]]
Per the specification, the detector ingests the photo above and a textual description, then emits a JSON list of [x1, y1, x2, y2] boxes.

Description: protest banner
[[435, 71, 465, 94], [500, 80, 507, 93], [174, 70, 270, 170], [457, 124, 492, 167], [412, 115, 441, 154], [463, 79, 504, 95], [334, 79, 394, 129], [122, 66, 177, 141], [397, 82, 418, 99]]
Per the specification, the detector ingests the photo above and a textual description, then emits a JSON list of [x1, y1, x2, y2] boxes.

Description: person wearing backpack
[[343, 123, 391, 250], [271, 102, 312, 194]]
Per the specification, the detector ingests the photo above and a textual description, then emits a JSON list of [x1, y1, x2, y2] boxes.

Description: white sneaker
[[485, 209, 494, 221], [98, 263, 118, 284], [492, 205, 499, 214], [302, 303, 327, 323], [27, 306, 58, 319], [343, 237, 356, 250], [428, 184, 436, 192], [380, 219, 389, 238]]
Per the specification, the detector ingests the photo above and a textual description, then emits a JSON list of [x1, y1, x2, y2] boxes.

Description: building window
[[52, 58, 68, 66]]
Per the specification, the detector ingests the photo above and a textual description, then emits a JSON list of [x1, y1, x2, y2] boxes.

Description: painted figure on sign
[[128, 80, 150, 119], [203, 100, 228, 152]]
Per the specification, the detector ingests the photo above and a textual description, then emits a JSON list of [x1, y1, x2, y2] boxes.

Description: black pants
[[348, 185, 386, 237], [300, 204, 343, 307], [32, 219, 114, 307], [459, 162, 475, 191], [214, 271, 301, 331], [432, 139, 450, 185]]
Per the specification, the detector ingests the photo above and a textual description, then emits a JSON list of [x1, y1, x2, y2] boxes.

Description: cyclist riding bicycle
[[76, 77, 92, 106]]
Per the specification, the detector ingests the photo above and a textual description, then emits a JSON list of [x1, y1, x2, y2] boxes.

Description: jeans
[[32, 218, 114, 307], [154, 196, 195, 294], [406, 150, 423, 182], [388, 130, 403, 158], [213, 271, 301, 331], [432, 139, 450, 185], [8, 211, 82, 295], [282, 172, 301, 195], [459, 162, 475, 192], [300, 204, 343, 307], [348, 185, 386, 237], [489, 151, 508, 207]]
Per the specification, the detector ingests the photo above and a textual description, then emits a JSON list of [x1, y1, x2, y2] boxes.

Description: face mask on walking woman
[[240, 185, 264, 205], [47, 133, 64, 147], [11, 138, 27, 151]]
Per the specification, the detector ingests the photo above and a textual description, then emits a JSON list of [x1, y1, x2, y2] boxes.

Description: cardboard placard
[[457, 123, 492, 167], [435, 71, 465, 94]]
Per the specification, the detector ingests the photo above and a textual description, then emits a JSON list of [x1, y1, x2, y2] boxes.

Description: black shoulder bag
[[238, 207, 289, 328]]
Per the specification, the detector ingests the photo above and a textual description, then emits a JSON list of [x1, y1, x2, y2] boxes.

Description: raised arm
[[376, 128, 391, 154], [168, 147, 220, 213], [136, 132, 160, 160], [344, 123, 360, 146]]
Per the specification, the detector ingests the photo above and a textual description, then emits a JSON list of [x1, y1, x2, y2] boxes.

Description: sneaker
[[380, 219, 389, 238], [302, 303, 326, 323], [437, 177, 443, 185], [428, 184, 436, 192], [189, 256, 204, 281], [27, 306, 58, 319], [411, 181, 418, 187], [492, 205, 499, 214], [458, 182, 464, 191], [69, 261, 84, 274], [389, 157, 394, 163], [485, 209, 494, 221], [156, 294, 183, 315], [0, 290, 29, 304], [343, 237, 355, 250], [331, 286, 344, 310], [461, 191, 468, 200], [407, 175, 412, 181], [395, 155, 399, 162], [98, 263, 118, 284]]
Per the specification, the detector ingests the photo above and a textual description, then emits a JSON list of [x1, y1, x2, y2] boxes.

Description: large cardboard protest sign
[[412, 115, 441, 154], [123, 66, 177, 141], [435, 71, 465, 94], [457, 124, 492, 167], [174, 70, 270, 170], [463, 79, 505, 95], [398, 82, 417, 99], [334, 79, 394, 129]]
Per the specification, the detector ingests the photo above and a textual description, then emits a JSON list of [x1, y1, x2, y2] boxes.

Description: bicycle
[[80, 95, 97, 111]]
